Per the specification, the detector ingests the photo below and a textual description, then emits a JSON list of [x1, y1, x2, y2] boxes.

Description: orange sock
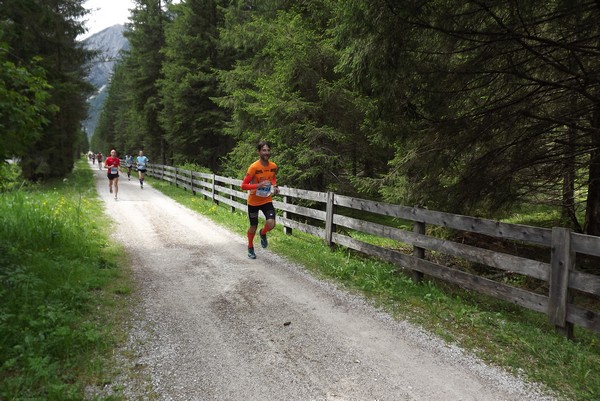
[[260, 226, 272, 236], [247, 230, 255, 248]]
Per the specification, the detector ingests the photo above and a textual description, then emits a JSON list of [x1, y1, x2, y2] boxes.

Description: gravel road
[[89, 163, 559, 401]]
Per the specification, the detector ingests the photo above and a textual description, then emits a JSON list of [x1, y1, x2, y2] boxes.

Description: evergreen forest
[[3, 0, 600, 236]]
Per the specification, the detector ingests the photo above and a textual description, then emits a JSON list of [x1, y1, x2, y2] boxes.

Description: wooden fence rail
[[143, 162, 600, 338]]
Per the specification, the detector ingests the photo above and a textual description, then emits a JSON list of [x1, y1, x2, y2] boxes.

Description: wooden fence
[[143, 163, 600, 338]]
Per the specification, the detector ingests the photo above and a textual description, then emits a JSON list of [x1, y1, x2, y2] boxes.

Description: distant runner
[[104, 149, 121, 200], [136, 150, 149, 189], [125, 154, 134, 180]]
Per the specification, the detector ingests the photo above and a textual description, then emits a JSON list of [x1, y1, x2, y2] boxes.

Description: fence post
[[283, 193, 292, 235], [229, 183, 235, 213], [190, 172, 195, 195], [412, 206, 425, 283], [175, 167, 179, 188], [549, 227, 575, 339], [325, 191, 335, 248], [211, 174, 218, 205]]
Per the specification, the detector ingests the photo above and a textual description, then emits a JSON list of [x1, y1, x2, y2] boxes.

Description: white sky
[[80, 0, 136, 40]]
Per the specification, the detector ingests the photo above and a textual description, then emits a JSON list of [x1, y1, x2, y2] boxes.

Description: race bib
[[256, 183, 271, 197], [110, 167, 118, 174]]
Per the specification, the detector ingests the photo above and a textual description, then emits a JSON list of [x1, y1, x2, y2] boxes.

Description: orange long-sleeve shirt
[[241, 159, 278, 206]]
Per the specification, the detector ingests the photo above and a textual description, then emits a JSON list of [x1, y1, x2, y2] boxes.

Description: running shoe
[[110, 188, 113, 193], [248, 247, 256, 259], [260, 231, 268, 248]]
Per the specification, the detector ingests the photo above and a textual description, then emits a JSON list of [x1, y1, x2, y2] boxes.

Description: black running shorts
[[248, 202, 276, 226]]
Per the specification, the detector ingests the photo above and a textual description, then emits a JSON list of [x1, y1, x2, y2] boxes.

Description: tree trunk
[[584, 105, 600, 236], [562, 126, 579, 230]]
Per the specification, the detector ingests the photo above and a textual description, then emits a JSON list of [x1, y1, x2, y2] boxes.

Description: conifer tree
[[0, 0, 93, 179], [158, 0, 232, 170], [334, 0, 600, 234], [123, 0, 170, 163]]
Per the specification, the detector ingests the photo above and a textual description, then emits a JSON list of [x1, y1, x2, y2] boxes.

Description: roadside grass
[[148, 177, 600, 401], [0, 160, 132, 401]]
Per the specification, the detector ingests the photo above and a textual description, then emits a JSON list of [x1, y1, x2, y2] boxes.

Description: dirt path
[[90, 163, 557, 401]]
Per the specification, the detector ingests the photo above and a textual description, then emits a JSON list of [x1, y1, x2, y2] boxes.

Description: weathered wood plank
[[277, 187, 327, 202], [572, 232, 600, 257], [567, 304, 600, 332], [549, 228, 575, 334], [333, 214, 550, 281], [175, 169, 191, 178], [213, 194, 246, 212], [272, 201, 327, 221], [215, 175, 241, 186], [569, 270, 600, 294], [413, 208, 553, 246], [325, 192, 335, 247], [214, 185, 246, 199], [192, 179, 212, 190], [195, 188, 212, 199], [334, 195, 552, 246], [334, 195, 413, 218], [283, 196, 292, 235], [228, 183, 235, 212], [280, 217, 326, 239], [332, 233, 549, 314], [191, 171, 213, 180], [413, 218, 425, 283]]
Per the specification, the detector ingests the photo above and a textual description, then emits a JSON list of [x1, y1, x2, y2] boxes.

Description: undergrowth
[[0, 160, 131, 401]]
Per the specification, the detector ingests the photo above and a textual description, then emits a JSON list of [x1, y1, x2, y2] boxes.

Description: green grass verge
[[0, 160, 132, 401], [148, 177, 600, 401]]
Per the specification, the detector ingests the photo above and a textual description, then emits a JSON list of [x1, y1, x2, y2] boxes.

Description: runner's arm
[[241, 174, 258, 190]]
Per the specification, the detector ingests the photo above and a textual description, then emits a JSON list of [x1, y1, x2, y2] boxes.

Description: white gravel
[[88, 164, 560, 401]]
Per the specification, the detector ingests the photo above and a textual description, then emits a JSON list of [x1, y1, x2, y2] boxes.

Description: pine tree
[[158, 0, 232, 170], [0, 0, 93, 179], [334, 0, 600, 234], [122, 0, 169, 164]]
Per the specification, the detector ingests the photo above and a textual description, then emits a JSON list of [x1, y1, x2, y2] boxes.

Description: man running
[[136, 150, 149, 188], [240, 140, 280, 259], [125, 154, 134, 180], [104, 149, 120, 200]]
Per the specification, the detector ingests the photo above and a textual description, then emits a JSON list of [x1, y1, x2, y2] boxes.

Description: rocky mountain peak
[[82, 24, 129, 138]]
